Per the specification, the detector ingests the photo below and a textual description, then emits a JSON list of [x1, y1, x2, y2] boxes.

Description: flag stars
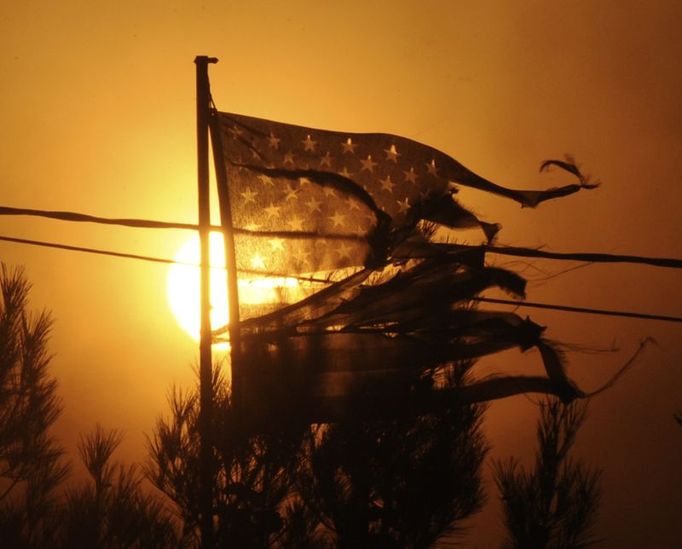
[[319, 151, 333, 168], [268, 238, 285, 251], [268, 132, 280, 149], [228, 126, 242, 139], [384, 144, 400, 162], [265, 204, 281, 218], [250, 253, 266, 270], [258, 174, 275, 186], [306, 196, 322, 212], [329, 211, 346, 227], [364, 211, 378, 226], [341, 137, 358, 154], [348, 222, 366, 236], [360, 155, 378, 172], [426, 159, 438, 176], [295, 248, 311, 266], [346, 197, 362, 210], [240, 187, 258, 204], [283, 151, 295, 165], [336, 242, 353, 260], [380, 175, 395, 193], [285, 185, 299, 201], [302, 134, 317, 151], [323, 187, 337, 198], [397, 197, 411, 213], [339, 166, 354, 179], [403, 167, 418, 184], [287, 215, 305, 231]]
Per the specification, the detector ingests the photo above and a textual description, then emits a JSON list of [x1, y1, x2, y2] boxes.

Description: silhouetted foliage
[[494, 398, 602, 548], [147, 361, 487, 547], [59, 425, 178, 548], [147, 370, 307, 547], [292, 363, 487, 548], [1, 265, 178, 548], [0, 264, 68, 547]]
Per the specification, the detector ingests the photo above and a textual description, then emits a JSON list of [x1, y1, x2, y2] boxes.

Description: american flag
[[210, 111, 594, 281], [209, 111, 593, 412]]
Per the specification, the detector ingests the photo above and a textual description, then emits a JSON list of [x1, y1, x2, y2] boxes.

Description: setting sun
[[167, 232, 305, 342], [166, 232, 229, 342]]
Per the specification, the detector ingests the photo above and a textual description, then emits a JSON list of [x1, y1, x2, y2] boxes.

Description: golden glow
[[167, 232, 229, 342], [167, 233, 303, 342]]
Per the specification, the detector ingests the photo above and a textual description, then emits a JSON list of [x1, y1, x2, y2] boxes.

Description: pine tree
[[0, 264, 68, 547], [495, 398, 602, 548], [146, 362, 487, 547], [294, 363, 487, 548], [59, 425, 178, 548]]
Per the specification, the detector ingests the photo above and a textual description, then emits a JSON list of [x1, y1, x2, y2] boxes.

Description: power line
[[441, 243, 682, 270], [0, 234, 330, 283], [2, 204, 682, 269], [1, 232, 680, 324], [0, 205, 207, 231], [472, 296, 682, 324], [0, 234, 179, 265]]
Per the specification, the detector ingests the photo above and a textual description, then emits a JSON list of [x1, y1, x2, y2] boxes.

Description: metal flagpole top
[[195, 55, 219, 64]]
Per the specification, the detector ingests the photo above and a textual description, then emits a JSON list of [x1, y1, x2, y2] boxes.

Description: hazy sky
[[2, 1, 681, 546]]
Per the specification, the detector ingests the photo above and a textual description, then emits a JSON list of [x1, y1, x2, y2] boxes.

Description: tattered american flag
[[208, 111, 597, 416], [209, 111, 595, 280]]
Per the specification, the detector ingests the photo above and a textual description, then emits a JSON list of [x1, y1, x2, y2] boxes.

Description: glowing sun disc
[[167, 233, 306, 345], [167, 232, 229, 343]]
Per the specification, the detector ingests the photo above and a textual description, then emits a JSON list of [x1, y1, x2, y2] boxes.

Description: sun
[[167, 232, 305, 343], [167, 232, 229, 343]]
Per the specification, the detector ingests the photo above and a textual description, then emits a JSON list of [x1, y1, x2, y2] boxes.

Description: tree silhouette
[[1, 265, 177, 548], [494, 398, 602, 548], [146, 369, 307, 547], [0, 264, 68, 547], [294, 363, 487, 548], [147, 362, 487, 547], [59, 425, 178, 548]]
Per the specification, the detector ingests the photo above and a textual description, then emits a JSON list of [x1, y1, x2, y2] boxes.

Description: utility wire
[[442, 243, 682, 270], [0, 205, 208, 231], [0, 234, 179, 265], [472, 296, 682, 324], [2, 204, 682, 269], [0, 234, 329, 283], [1, 233, 680, 324]]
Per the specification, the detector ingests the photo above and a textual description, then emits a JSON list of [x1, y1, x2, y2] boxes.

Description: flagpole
[[208, 109, 243, 411], [195, 54, 217, 549]]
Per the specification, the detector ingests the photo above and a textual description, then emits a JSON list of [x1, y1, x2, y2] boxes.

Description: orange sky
[[1, 1, 681, 546]]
